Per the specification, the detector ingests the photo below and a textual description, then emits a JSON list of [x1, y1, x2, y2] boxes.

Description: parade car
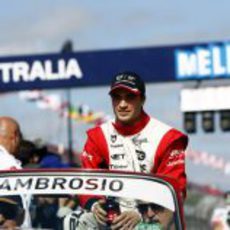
[[0, 169, 185, 229]]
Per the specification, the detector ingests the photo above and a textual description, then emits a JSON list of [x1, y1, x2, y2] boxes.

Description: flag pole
[[61, 40, 74, 165]]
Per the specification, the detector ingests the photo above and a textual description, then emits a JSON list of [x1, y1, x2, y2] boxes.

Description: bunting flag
[[18, 90, 109, 125], [186, 148, 230, 176], [19, 90, 65, 111], [19, 90, 43, 101], [63, 104, 109, 125]]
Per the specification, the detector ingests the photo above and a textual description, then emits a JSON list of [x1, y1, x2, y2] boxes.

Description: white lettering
[[65, 58, 83, 79], [176, 43, 230, 79], [0, 58, 83, 83], [196, 48, 211, 76], [176, 52, 197, 78], [30, 61, 46, 81], [56, 59, 66, 79], [45, 60, 60, 80], [212, 46, 226, 76], [13, 62, 29, 82], [0, 63, 13, 83]]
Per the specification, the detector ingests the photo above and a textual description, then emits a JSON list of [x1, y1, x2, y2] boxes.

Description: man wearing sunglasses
[[137, 203, 174, 230], [80, 71, 188, 229]]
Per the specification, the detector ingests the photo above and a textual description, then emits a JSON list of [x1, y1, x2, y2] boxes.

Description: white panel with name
[[180, 86, 230, 111]]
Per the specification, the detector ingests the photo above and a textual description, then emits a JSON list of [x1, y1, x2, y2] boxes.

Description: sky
[[1, 0, 230, 55], [1, 0, 230, 190]]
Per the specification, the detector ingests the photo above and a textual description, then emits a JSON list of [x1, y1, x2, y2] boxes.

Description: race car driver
[[80, 71, 188, 229]]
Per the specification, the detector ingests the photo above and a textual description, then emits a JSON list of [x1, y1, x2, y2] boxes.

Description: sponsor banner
[[0, 171, 175, 211], [1, 40, 227, 92]]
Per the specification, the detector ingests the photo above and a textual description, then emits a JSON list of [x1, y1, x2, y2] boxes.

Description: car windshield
[[0, 169, 183, 230]]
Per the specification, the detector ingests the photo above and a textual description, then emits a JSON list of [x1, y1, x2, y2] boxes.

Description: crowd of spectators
[[17, 138, 79, 229]]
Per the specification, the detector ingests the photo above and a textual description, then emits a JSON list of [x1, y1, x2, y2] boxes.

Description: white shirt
[[0, 145, 22, 170], [0, 145, 31, 228]]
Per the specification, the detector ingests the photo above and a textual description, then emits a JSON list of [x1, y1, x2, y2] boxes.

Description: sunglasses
[[138, 203, 165, 213]]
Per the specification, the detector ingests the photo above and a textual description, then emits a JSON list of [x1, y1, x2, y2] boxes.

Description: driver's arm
[[80, 127, 108, 210], [81, 126, 108, 169], [153, 130, 188, 199]]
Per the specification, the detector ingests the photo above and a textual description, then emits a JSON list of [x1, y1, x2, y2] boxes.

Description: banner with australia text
[[0, 41, 230, 91]]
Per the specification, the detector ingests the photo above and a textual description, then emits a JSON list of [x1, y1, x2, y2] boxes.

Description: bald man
[[0, 117, 28, 228], [0, 116, 22, 170]]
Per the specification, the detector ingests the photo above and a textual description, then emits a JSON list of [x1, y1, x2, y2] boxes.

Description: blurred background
[[1, 0, 230, 228]]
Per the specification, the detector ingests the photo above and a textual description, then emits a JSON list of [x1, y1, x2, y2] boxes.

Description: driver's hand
[[111, 210, 141, 230], [91, 199, 107, 226]]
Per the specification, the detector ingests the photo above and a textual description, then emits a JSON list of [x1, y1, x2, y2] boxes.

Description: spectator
[[38, 150, 77, 229], [31, 195, 59, 229], [136, 202, 174, 229], [211, 191, 230, 230], [19, 139, 46, 168], [0, 116, 22, 170], [21, 142, 77, 229], [40, 151, 70, 169], [80, 71, 188, 229], [0, 116, 30, 228]]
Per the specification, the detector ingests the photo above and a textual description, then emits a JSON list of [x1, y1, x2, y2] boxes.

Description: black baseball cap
[[109, 71, 146, 97]]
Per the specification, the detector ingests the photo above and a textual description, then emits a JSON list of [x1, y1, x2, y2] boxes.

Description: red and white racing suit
[[80, 112, 188, 209]]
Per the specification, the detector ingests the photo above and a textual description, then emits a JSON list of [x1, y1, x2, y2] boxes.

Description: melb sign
[[175, 42, 230, 80]]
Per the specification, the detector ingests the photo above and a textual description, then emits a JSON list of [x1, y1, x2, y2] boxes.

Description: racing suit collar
[[113, 111, 150, 136]]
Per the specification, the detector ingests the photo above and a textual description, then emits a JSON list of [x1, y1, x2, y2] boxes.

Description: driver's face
[[110, 89, 144, 125]]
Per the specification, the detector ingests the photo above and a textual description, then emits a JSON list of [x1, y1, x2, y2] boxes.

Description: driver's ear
[[141, 96, 146, 106]]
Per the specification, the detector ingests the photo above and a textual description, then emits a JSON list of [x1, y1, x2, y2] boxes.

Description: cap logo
[[116, 74, 135, 85], [110, 72, 145, 96]]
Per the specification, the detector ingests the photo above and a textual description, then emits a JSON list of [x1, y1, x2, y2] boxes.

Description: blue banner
[[0, 41, 229, 91]]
